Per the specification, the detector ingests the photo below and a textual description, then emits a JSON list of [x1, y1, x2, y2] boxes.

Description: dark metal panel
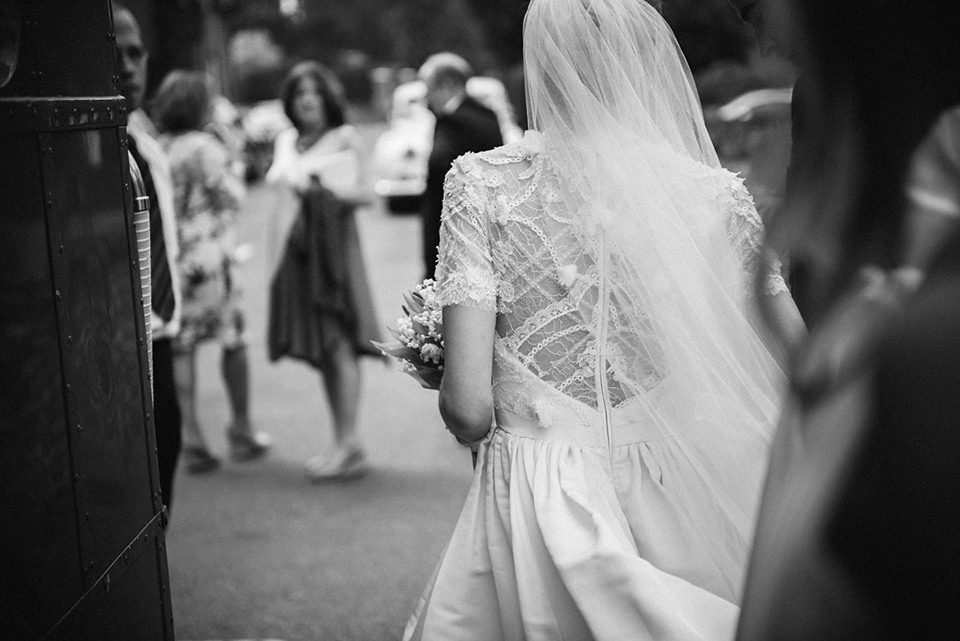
[[1, 0, 174, 635], [79, 543, 169, 641], [44, 512, 170, 641], [0, 113, 172, 641], [0, 133, 86, 638], [43, 125, 161, 582], [0, 1, 117, 99]]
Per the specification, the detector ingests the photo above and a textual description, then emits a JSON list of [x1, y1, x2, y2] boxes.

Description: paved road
[[165, 149, 474, 640]]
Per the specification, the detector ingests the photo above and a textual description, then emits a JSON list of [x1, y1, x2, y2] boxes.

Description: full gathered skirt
[[404, 374, 767, 641]]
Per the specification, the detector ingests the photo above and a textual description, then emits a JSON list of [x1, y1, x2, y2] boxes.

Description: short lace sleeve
[[725, 174, 789, 297], [434, 157, 499, 311]]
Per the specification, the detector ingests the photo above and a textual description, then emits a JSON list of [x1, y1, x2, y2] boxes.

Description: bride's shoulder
[[451, 131, 542, 182], [715, 167, 758, 211], [479, 130, 543, 163]]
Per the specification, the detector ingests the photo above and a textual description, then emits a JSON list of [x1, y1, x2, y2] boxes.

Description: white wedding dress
[[404, 1, 789, 639], [405, 130, 787, 641]]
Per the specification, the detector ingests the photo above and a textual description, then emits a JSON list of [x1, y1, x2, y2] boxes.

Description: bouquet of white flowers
[[373, 279, 444, 390]]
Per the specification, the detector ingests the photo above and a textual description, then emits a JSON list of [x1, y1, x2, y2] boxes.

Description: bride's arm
[[434, 155, 500, 444], [759, 285, 806, 366], [438, 304, 496, 443], [726, 178, 807, 362]]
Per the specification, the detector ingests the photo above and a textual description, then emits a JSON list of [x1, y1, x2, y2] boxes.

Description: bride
[[404, 0, 804, 639]]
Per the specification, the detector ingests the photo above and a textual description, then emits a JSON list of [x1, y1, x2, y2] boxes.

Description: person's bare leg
[[222, 344, 270, 459], [174, 347, 220, 472], [322, 341, 362, 454], [175, 348, 204, 448], [306, 341, 365, 481], [221, 344, 250, 431]]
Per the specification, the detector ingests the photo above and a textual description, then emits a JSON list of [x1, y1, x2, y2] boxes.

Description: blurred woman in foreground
[[737, 1, 960, 638]]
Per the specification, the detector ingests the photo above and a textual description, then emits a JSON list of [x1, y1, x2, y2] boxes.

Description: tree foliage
[[663, 0, 754, 74], [223, 0, 752, 79]]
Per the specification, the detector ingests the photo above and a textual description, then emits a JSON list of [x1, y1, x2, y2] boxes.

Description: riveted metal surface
[[0, 131, 86, 635], [0, 97, 126, 137], [0, 1, 116, 98], [0, 1, 172, 638]]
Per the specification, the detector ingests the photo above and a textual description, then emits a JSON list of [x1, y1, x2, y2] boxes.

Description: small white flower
[[420, 288, 437, 308], [520, 129, 544, 154], [420, 343, 443, 364], [397, 317, 415, 339], [558, 264, 579, 288]]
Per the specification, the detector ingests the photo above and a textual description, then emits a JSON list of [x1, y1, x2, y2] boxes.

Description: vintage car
[[371, 76, 523, 213]]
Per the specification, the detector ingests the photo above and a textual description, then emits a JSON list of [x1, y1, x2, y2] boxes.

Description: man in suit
[[418, 53, 503, 280], [114, 3, 186, 515]]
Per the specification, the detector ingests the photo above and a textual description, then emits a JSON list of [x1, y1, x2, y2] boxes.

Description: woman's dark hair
[[152, 70, 211, 134], [280, 61, 348, 133], [765, 0, 960, 323]]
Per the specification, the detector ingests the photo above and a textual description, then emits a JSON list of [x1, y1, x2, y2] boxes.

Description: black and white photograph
[[2, 0, 958, 639]]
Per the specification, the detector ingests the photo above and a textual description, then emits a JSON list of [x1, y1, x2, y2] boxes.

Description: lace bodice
[[435, 132, 786, 421]]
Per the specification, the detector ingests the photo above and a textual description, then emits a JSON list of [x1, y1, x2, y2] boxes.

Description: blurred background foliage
[[206, 0, 796, 107], [130, 0, 795, 204]]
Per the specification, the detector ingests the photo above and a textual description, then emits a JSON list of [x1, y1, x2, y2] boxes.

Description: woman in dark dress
[[265, 62, 383, 482]]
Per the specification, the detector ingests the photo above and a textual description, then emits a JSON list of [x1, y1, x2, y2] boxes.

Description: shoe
[[306, 448, 368, 483], [183, 446, 221, 474], [227, 426, 272, 462]]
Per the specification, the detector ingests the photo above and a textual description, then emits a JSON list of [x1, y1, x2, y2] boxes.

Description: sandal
[[183, 446, 221, 474], [227, 426, 272, 462], [305, 448, 368, 483]]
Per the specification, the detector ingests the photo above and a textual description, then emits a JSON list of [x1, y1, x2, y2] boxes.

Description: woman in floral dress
[[154, 70, 270, 473]]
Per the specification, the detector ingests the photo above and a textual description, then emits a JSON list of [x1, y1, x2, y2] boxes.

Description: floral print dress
[[161, 130, 246, 351]]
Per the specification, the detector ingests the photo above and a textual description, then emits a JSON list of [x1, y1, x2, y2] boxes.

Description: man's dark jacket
[[422, 95, 503, 279]]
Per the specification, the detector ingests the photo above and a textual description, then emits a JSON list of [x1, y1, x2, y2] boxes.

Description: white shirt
[[127, 109, 182, 339]]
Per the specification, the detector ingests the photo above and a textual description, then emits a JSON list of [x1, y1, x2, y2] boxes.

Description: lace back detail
[[435, 138, 784, 420]]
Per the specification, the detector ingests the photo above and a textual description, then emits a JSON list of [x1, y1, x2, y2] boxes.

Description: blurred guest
[[902, 106, 960, 270], [729, 0, 820, 327], [153, 70, 271, 474], [734, 1, 960, 281], [418, 53, 502, 280], [737, 1, 960, 639], [207, 92, 248, 181], [113, 2, 183, 517], [265, 61, 383, 482]]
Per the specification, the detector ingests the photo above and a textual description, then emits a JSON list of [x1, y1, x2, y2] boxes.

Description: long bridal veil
[[524, 0, 785, 582]]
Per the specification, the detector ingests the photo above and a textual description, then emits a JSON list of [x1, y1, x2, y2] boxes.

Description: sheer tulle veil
[[524, 0, 786, 570]]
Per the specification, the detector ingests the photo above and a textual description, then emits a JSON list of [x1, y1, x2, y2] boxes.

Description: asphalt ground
[[166, 124, 474, 640]]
